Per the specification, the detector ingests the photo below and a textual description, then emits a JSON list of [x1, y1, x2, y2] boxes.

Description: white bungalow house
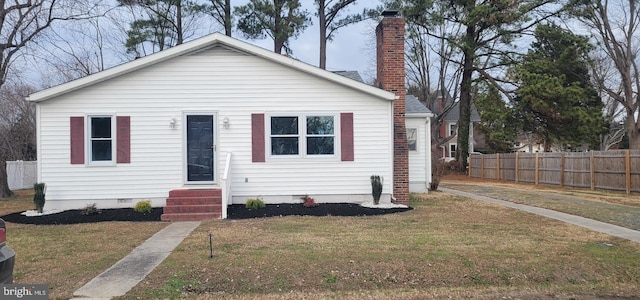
[[26, 12, 432, 220]]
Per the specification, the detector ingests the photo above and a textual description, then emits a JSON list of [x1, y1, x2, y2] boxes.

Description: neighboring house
[[513, 132, 565, 153], [26, 12, 431, 220], [406, 96, 433, 193], [429, 92, 481, 161]]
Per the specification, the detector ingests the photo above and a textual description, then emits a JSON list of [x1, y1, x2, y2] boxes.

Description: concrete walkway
[[440, 187, 640, 244], [71, 221, 201, 300]]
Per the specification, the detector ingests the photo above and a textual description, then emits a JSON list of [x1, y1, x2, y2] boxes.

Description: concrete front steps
[[161, 189, 222, 221]]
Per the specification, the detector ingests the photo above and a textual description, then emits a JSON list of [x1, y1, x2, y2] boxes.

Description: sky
[[16, 1, 383, 88], [234, 1, 382, 83]]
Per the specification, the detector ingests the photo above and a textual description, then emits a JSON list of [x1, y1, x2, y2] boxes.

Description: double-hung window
[[449, 143, 457, 158], [306, 116, 334, 155], [406, 128, 417, 151], [271, 116, 300, 155], [89, 116, 114, 162], [449, 123, 457, 137], [270, 115, 336, 157]]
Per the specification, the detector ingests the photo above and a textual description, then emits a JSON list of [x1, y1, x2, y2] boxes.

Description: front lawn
[[0, 190, 168, 300], [121, 192, 640, 299]]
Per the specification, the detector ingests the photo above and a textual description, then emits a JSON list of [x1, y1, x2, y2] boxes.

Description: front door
[[186, 115, 215, 182]]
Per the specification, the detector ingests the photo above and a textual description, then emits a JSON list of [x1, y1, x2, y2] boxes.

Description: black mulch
[[1, 208, 164, 225], [0, 204, 412, 225], [227, 203, 413, 219]]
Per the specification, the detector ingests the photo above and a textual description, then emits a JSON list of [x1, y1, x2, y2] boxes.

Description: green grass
[[119, 192, 640, 299], [442, 177, 640, 230], [0, 190, 168, 300]]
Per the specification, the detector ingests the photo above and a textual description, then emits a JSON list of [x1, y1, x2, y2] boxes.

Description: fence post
[[590, 151, 595, 190], [481, 155, 485, 179], [468, 155, 472, 178], [515, 152, 519, 183], [560, 152, 565, 187], [496, 153, 500, 180], [535, 152, 539, 185], [626, 150, 631, 194]]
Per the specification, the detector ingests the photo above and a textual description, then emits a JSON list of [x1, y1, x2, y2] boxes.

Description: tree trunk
[[224, 0, 232, 37], [430, 120, 444, 190], [274, 1, 283, 53], [0, 160, 13, 199], [318, 0, 327, 69], [176, 0, 183, 45], [457, 47, 473, 171], [627, 111, 640, 149]]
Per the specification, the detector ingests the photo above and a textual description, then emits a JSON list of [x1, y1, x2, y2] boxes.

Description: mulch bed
[[227, 203, 413, 219], [1, 204, 413, 225], [1, 208, 164, 225]]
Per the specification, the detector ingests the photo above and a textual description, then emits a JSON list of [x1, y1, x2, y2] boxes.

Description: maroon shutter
[[117, 116, 131, 163], [341, 113, 354, 161], [251, 114, 265, 162], [70, 117, 85, 164]]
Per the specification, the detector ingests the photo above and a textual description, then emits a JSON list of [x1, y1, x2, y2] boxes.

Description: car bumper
[[0, 245, 16, 284]]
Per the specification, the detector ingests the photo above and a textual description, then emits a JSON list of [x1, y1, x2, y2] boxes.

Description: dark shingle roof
[[406, 95, 431, 114], [331, 71, 364, 82], [332, 71, 433, 116]]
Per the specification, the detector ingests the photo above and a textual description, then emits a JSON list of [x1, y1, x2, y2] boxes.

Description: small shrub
[[81, 203, 101, 216], [134, 200, 153, 214], [301, 195, 317, 207], [370, 175, 383, 205], [245, 197, 265, 210], [33, 183, 46, 213]]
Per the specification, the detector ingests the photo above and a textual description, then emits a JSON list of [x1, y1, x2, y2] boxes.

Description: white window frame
[[268, 113, 339, 159], [305, 115, 336, 156], [407, 128, 418, 152], [448, 123, 457, 137], [87, 114, 116, 166], [449, 143, 457, 158]]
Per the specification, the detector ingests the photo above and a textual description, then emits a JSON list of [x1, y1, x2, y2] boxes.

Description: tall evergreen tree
[[235, 0, 311, 54], [119, 0, 202, 56], [388, 0, 565, 169], [474, 83, 518, 153], [513, 24, 606, 150]]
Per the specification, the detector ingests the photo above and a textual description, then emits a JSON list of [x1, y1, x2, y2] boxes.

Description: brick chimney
[[376, 10, 409, 205]]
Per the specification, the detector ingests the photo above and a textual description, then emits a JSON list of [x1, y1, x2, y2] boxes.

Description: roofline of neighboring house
[[407, 112, 434, 118], [26, 33, 397, 103]]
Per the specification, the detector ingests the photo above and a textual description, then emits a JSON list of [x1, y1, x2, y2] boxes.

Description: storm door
[[186, 115, 215, 182]]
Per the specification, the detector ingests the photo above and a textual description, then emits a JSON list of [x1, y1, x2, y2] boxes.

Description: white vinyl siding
[[406, 117, 430, 193], [36, 46, 394, 208]]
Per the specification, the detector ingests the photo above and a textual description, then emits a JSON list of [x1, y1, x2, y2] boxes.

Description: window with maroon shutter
[[70, 117, 85, 164], [340, 113, 354, 161], [251, 114, 265, 162], [251, 113, 354, 161], [117, 116, 131, 163], [70, 115, 131, 165]]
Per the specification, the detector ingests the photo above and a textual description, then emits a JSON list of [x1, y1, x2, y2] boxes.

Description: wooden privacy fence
[[468, 150, 640, 194]]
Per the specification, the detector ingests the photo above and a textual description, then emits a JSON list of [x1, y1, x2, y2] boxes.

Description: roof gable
[[406, 95, 432, 115], [27, 33, 396, 102]]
